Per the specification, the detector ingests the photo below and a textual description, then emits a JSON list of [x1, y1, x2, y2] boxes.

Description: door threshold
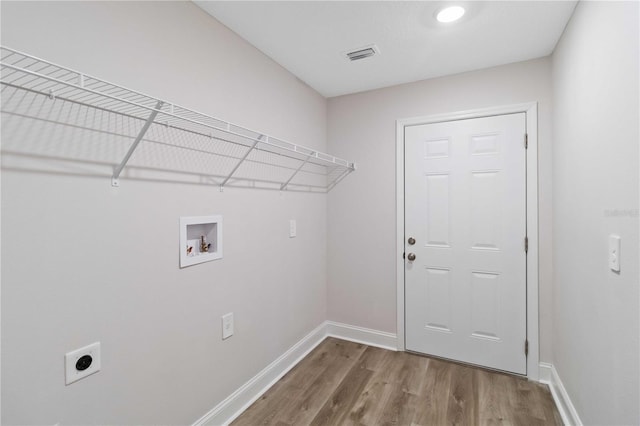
[[404, 349, 528, 379]]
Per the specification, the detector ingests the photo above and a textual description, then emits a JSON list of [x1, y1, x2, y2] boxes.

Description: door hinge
[[525, 339, 529, 356], [524, 133, 528, 149], [524, 236, 529, 253]]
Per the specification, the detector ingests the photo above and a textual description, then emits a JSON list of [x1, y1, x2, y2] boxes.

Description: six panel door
[[404, 113, 527, 375]]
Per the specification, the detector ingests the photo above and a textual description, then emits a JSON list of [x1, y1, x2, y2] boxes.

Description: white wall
[[327, 58, 554, 362], [551, 2, 639, 424], [1, 2, 328, 424]]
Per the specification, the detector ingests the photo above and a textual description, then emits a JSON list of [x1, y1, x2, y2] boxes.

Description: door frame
[[395, 102, 539, 380]]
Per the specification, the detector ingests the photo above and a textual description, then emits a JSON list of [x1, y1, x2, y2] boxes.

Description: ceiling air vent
[[345, 45, 380, 61]]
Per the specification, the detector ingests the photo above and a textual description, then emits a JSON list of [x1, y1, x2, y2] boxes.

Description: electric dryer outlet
[[65, 342, 101, 384]]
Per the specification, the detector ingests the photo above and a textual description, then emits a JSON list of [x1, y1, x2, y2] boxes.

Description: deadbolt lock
[[407, 253, 416, 261], [408, 237, 416, 245]]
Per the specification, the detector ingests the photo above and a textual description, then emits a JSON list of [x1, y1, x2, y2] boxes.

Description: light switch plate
[[609, 235, 620, 272], [65, 342, 101, 385], [289, 219, 296, 238]]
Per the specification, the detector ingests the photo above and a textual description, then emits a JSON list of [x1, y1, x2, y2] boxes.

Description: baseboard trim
[[539, 362, 582, 426], [325, 320, 398, 351], [192, 321, 398, 425], [192, 322, 326, 426], [538, 362, 552, 384]]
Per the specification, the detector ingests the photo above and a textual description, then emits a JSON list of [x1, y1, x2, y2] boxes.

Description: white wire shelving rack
[[0, 46, 356, 192]]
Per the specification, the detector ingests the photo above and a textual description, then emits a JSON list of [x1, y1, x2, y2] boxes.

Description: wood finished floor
[[232, 338, 562, 426]]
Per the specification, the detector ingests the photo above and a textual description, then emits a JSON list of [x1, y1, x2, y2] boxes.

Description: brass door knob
[[408, 237, 416, 245], [407, 253, 416, 261]]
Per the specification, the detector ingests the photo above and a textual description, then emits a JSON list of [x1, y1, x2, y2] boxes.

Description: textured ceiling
[[195, 1, 577, 97]]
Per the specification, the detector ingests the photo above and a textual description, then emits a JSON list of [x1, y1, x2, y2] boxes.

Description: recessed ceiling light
[[436, 6, 465, 23]]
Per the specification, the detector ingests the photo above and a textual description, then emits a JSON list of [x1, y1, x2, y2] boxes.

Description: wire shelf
[[0, 46, 356, 192]]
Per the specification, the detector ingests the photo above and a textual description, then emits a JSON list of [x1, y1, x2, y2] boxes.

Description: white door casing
[[400, 107, 536, 376]]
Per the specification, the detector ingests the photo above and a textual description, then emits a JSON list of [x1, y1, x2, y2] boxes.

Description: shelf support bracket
[[326, 167, 354, 192], [220, 134, 265, 191], [111, 100, 164, 187], [280, 153, 314, 191]]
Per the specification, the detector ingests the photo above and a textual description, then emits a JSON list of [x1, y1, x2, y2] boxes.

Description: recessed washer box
[[180, 215, 223, 268]]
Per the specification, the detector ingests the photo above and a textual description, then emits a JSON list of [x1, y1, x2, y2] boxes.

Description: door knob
[[407, 253, 416, 261], [408, 237, 416, 245]]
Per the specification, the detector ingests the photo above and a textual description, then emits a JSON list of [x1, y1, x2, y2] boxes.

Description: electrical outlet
[[65, 342, 101, 385], [222, 313, 234, 339]]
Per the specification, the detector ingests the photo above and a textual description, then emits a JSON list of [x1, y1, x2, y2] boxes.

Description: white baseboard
[[538, 362, 552, 383], [193, 322, 326, 426], [192, 321, 398, 426], [539, 362, 583, 426], [325, 320, 398, 351]]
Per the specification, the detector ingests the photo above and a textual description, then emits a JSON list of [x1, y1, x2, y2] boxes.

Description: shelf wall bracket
[[219, 134, 265, 192], [280, 153, 314, 191], [327, 167, 354, 192], [111, 100, 164, 187]]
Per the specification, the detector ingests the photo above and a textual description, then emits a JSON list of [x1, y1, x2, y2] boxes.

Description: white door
[[404, 113, 527, 375]]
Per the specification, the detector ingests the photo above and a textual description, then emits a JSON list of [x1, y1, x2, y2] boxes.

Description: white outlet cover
[[65, 342, 101, 385], [222, 312, 234, 339]]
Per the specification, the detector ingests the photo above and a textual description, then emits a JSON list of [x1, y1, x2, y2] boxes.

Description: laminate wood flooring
[[232, 337, 562, 426]]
